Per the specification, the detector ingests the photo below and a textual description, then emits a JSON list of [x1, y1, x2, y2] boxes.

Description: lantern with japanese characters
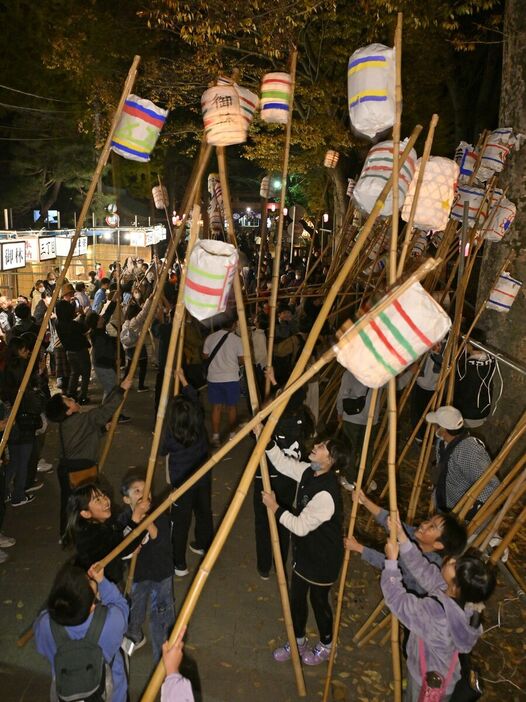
[[402, 157, 459, 231], [111, 95, 168, 162], [486, 272, 522, 312], [324, 150, 340, 168], [334, 282, 451, 388], [184, 240, 238, 320], [152, 185, 169, 210], [352, 140, 417, 217], [482, 196, 516, 243], [260, 72, 292, 124], [201, 85, 246, 146], [347, 43, 396, 140]]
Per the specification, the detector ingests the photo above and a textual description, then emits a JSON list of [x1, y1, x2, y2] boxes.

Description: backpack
[[120, 321, 139, 349], [50, 605, 112, 702]]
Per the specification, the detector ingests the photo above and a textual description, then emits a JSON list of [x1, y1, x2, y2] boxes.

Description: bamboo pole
[[256, 193, 269, 294], [217, 146, 306, 696], [352, 598, 386, 642], [138, 259, 437, 702], [97, 141, 213, 470], [173, 310, 186, 396], [357, 612, 391, 648], [265, 48, 298, 397], [322, 389, 379, 701], [0, 55, 141, 458], [115, 264, 122, 376], [489, 504, 526, 564], [476, 469, 526, 551]]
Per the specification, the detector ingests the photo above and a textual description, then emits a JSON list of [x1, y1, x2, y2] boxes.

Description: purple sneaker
[[273, 638, 309, 662], [302, 641, 332, 666]]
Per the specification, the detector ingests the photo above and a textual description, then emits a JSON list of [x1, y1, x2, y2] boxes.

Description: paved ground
[[0, 369, 525, 701]]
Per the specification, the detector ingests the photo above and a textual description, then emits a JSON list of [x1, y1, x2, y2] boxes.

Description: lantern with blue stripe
[[487, 272, 522, 313], [111, 95, 168, 162], [347, 43, 395, 140], [261, 72, 292, 124]]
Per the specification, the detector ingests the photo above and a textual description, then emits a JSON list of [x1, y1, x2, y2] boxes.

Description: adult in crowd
[[43, 271, 57, 296], [55, 299, 91, 404], [11, 302, 39, 339], [74, 282, 91, 314], [454, 330, 497, 429], [121, 294, 153, 392], [92, 277, 110, 314]]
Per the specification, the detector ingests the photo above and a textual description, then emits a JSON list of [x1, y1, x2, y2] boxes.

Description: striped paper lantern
[[352, 140, 417, 217], [184, 240, 238, 320], [486, 272, 522, 313], [260, 72, 292, 125], [451, 185, 488, 225], [334, 281, 451, 388], [454, 141, 478, 183], [201, 85, 246, 146], [111, 95, 168, 162], [478, 128, 515, 182], [363, 254, 387, 277], [482, 196, 516, 243], [346, 178, 356, 197], [235, 85, 259, 127], [152, 185, 169, 210], [401, 157, 459, 231], [324, 150, 340, 168], [410, 232, 429, 258], [207, 173, 223, 206], [347, 43, 396, 139], [260, 175, 270, 199], [431, 230, 444, 248]]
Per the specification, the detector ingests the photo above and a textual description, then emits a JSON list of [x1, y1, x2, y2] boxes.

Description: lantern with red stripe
[[482, 196, 516, 243], [486, 272, 522, 313], [450, 185, 488, 226], [334, 281, 451, 388], [201, 85, 246, 146], [111, 95, 168, 162], [184, 240, 238, 320], [261, 72, 292, 124], [352, 139, 417, 216], [478, 128, 516, 182], [454, 141, 478, 183]]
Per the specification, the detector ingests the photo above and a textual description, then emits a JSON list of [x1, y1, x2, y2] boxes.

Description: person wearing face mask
[[426, 406, 499, 520], [261, 433, 348, 666], [44, 272, 57, 296], [30, 280, 45, 316]]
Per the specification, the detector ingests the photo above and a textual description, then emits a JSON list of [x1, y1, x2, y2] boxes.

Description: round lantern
[[152, 185, 169, 210], [401, 157, 459, 231], [487, 272, 522, 313], [346, 178, 356, 198], [260, 72, 292, 125], [324, 150, 340, 168], [260, 175, 270, 199], [201, 85, 246, 146]]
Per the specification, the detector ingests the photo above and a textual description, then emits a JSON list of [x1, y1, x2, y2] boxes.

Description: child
[[161, 627, 195, 702], [345, 489, 467, 595], [119, 474, 175, 661], [63, 482, 149, 586], [35, 562, 129, 702], [381, 520, 496, 701], [46, 378, 132, 535]]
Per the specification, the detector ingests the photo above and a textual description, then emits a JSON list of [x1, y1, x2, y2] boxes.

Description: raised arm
[[266, 441, 310, 482]]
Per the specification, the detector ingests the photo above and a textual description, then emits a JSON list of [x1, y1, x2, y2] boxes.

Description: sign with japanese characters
[[25, 236, 39, 263], [39, 236, 57, 261], [55, 236, 88, 257], [1, 240, 26, 270]]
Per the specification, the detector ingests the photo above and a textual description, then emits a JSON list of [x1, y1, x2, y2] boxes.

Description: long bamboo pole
[[322, 389, 379, 701], [138, 258, 437, 702], [352, 598, 386, 642], [217, 147, 306, 696], [476, 469, 526, 551], [489, 503, 526, 564], [0, 55, 141, 458], [265, 48, 298, 397]]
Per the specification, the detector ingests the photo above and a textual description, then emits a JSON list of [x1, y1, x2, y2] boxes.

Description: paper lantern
[[152, 185, 169, 210], [363, 254, 387, 277], [454, 142, 478, 183], [451, 185, 489, 225], [346, 178, 356, 198], [410, 232, 429, 258], [352, 140, 417, 217], [260, 176, 270, 199], [201, 85, 246, 146], [402, 157, 459, 231], [347, 43, 396, 140], [111, 95, 168, 162], [260, 72, 292, 125], [235, 85, 259, 127], [486, 272, 522, 312], [207, 173, 223, 206], [184, 240, 238, 320], [324, 150, 340, 168], [482, 196, 516, 243], [431, 230, 444, 249], [335, 282, 451, 388], [367, 229, 389, 261], [478, 128, 516, 182]]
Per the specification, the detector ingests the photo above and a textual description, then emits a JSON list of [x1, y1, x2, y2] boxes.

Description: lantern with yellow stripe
[[347, 43, 396, 140], [184, 240, 238, 320], [111, 95, 168, 162], [334, 281, 451, 388]]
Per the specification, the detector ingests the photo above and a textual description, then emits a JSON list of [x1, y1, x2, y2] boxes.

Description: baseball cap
[[425, 406, 464, 430]]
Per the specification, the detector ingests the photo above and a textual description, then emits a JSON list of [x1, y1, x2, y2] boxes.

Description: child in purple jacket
[[380, 521, 495, 701]]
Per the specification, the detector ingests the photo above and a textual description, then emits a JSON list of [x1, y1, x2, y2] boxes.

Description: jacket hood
[[439, 593, 481, 652]]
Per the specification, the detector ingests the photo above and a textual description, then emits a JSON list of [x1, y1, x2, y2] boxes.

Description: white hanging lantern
[[363, 254, 387, 277], [201, 85, 246, 146], [347, 43, 396, 140], [324, 150, 340, 168], [235, 84, 259, 128], [486, 272, 522, 312], [352, 139, 417, 217], [450, 185, 488, 225], [184, 240, 238, 320], [260, 175, 270, 199], [478, 128, 516, 182], [482, 196, 516, 243], [410, 232, 429, 258], [346, 178, 356, 198], [454, 142, 478, 183], [401, 157, 459, 231], [111, 95, 168, 162], [260, 72, 292, 125], [152, 185, 169, 210], [334, 282, 451, 388]]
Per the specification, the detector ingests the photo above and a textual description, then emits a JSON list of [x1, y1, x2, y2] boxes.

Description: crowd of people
[[0, 248, 504, 702]]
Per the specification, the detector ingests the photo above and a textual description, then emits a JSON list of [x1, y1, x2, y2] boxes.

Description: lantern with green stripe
[[184, 240, 238, 321], [335, 282, 451, 388], [261, 72, 291, 125], [352, 139, 417, 216]]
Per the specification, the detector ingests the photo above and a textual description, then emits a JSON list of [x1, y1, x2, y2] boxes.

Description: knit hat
[[426, 406, 464, 430]]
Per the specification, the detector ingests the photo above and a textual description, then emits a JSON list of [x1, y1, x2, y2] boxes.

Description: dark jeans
[[290, 571, 333, 645], [25, 435, 41, 491], [171, 476, 213, 569], [341, 421, 379, 482], [66, 348, 91, 399], [127, 576, 175, 663], [54, 347, 70, 388], [253, 474, 296, 575], [126, 347, 147, 389], [7, 441, 33, 502], [411, 385, 435, 441]]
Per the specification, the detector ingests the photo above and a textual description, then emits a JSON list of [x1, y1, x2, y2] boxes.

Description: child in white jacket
[[120, 295, 153, 392]]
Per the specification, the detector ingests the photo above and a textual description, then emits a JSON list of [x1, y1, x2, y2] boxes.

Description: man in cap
[[426, 406, 499, 519]]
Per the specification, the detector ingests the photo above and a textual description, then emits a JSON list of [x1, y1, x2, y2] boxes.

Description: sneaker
[[11, 494, 36, 507], [137, 386, 150, 393], [273, 638, 309, 662], [258, 569, 270, 581], [118, 414, 131, 424], [37, 459, 53, 473], [0, 533, 16, 548], [211, 434, 220, 448], [25, 481, 44, 493], [0, 549, 7, 564], [339, 476, 355, 492], [174, 565, 189, 577], [189, 542, 205, 556], [302, 641, 332, 666]]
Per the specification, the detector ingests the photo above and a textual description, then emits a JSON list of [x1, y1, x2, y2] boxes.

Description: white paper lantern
[[201, 85, 246, 146], [410, 232, 429, 258], [260, 175, 270, 199], [347, 43, 396, 139], [334, 281, 451, 388], [486, 272, 522, 312], [451, 185, 488, 225], [324, 150, 340, 168], [152, 185, 169, 210], [482, 196, 516, 243], [478, 128, 516, 182], [346, 178, 356, 198], [454, 142, 478, 183], [352, 139, 417, 217], [401, 157, 459, 231], [260, 72, 292, 124], [184, 240, 238, 320]]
